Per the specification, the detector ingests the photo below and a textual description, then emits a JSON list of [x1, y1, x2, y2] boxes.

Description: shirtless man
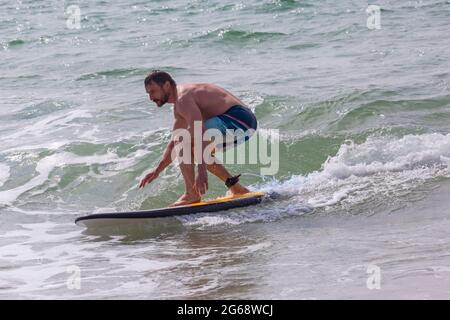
[[138, 70, 258, 206]]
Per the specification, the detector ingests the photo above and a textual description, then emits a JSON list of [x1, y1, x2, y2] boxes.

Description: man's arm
[[156, 117, 187, 174], [139, 117, 187, 188], [176, 95, 209, 195]]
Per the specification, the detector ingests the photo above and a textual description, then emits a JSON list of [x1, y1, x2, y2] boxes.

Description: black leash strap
[[225, 174, 241, 188]]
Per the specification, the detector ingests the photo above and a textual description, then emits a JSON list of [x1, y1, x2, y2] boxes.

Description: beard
[[155, 91, 169, 107]]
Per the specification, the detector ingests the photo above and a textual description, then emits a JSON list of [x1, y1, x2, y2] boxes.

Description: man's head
[[144, 70, 177, 107]]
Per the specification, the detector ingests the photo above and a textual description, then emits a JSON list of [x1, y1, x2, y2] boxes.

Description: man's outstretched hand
[[139, 169, 159, 188]]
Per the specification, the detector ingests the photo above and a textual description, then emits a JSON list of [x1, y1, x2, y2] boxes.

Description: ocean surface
[[1, 0, 450, 299]]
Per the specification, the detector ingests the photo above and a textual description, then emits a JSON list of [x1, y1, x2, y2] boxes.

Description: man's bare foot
[[226, 185, 250, 197], [169, 193, 201, 207]]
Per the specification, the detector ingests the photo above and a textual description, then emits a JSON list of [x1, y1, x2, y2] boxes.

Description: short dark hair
[[144, 70, 176, 88]]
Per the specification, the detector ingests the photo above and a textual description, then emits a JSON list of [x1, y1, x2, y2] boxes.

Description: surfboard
[[75, 191, 267, 229]]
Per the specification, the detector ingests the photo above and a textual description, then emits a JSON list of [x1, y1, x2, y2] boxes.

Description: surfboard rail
[[75, 191, 266, 227]]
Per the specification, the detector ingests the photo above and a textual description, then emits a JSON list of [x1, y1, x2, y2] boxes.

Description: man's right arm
[[139, 117, 186, 188], [155, 116, 187, 174]]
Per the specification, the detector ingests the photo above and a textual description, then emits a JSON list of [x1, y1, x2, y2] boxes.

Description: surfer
[[139, 70, 258, 206]]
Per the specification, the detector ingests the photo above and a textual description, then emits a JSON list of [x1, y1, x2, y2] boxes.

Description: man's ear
[[164, 81, 171, 91]]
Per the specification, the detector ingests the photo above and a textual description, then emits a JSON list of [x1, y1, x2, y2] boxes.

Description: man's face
[[145, 81, 169, 107]]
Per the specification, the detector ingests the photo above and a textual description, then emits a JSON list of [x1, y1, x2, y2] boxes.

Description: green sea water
[[1, 0, 450, 299]]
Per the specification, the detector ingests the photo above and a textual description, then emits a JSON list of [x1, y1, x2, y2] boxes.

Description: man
[[139, 70, 258, 206]]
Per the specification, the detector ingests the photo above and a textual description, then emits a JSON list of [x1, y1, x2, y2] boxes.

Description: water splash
[[261, 133, 450, 211]]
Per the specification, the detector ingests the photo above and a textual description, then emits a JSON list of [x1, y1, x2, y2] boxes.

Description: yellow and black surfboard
[[75, 191, 267, 229]]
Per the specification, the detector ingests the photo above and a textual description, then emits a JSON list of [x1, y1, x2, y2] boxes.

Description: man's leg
[[207, 160, 250, 196], [171, 143, 249, 206], [169, 144, 202, 207]]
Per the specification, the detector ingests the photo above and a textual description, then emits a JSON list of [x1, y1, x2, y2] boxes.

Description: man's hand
[[139, 169, 159, 188], [194, 166, 208, 195]]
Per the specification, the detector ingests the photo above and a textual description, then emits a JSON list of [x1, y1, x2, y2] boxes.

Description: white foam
[[321, 133, 450, 179], [1, 110, 93, 147], [0, 146, 152, 206], [3, 140, 71, 154], [0, 163, 10, 188], [261, 133, 450, 211], [0, 152, 119, 205]]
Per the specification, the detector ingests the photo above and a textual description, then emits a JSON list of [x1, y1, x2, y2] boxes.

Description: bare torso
[[174, 83, 247, 121]]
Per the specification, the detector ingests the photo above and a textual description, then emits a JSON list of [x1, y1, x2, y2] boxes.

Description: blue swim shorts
[[204, 105, 258, 151]]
